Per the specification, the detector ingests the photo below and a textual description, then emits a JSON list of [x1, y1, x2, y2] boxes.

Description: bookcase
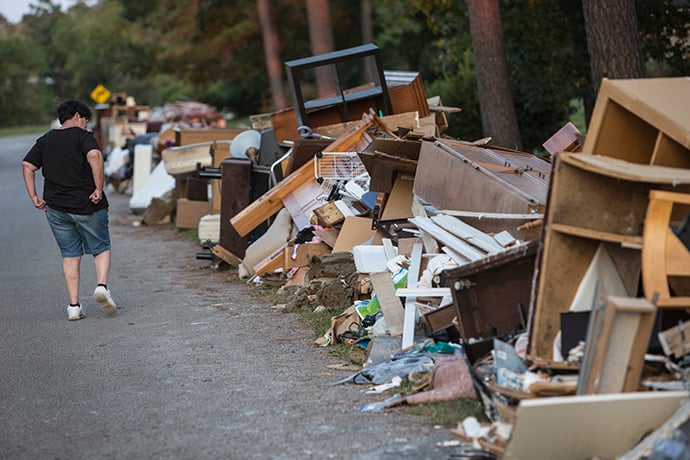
[[582, 77, 690, 168], [527, 152, 690, 367]]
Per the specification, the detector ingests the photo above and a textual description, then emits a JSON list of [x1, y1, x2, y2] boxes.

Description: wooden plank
[[439, 209, 544, 220], [411, 195, 438, 254], [253, 245, 286, 276], [175, 128, 242, 146], [621, 400, 690, 460], [431, 214, 503, 253], [211, 244, 243, 267], [396, 288, 451, 297], [402, 242, 423, 350], [441, 246, 472, 266], [230, 160, 315, 237], [380, 174, 414, 221], [409, 216, 486, 261], [370, 271, 405, 337]]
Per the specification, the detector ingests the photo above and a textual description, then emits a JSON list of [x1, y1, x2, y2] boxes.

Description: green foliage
[[501, 0, 591, 152], [0, 33, 52, 126], [637, 0, 690, 76], [1, 0, 688, 143]]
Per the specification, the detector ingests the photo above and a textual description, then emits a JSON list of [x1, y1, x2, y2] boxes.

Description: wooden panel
[[589, 101, 657, 164], [446, 241, 537, 341], [413, 139, 548, 215], [384, 71, 430, 117], [652, 133, 690, 169], [370, 271, 404, 337], [220, 158, 252, 258], [175, 128, 242, 146], [578, 296, 656, 394], [503, 391, 689, 460]]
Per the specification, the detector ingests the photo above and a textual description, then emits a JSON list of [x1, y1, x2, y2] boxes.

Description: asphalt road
[[0, 134, 464, 459]]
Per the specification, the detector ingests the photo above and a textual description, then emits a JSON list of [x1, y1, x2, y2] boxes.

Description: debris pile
[[100, 44, 690, 459]]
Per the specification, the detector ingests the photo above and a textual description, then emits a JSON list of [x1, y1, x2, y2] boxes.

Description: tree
[[466, 0, 522, 149], [0, 34, 51, 126], [258, 0, 288, 111], [583, 0, 645, 108], [305, 0, 336, 97]]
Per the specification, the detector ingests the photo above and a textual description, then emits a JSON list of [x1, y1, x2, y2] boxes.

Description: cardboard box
[[175, 198, 211, 229], [283, 242, 331, 269]]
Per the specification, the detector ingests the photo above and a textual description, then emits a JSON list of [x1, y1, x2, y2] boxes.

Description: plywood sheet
[[503, 391, 688, 460]]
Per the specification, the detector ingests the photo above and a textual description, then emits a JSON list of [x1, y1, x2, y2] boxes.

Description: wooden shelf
[[583, 77, 690, 167], [549, 223, 642, 247], [527, 152, 690, 367]]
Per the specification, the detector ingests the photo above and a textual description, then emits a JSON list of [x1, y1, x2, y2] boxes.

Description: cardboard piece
[[284, 242, 331, 269], [175, 198, 211, 229], [331, 216, 377, 253], [380, 174, 414, 221], [369, 271, 405, 337]]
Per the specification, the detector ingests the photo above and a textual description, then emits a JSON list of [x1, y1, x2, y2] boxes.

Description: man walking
[[22, 99, 117, 320]]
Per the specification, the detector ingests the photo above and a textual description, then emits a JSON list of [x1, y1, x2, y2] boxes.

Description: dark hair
[[57, 100, 92, 124]]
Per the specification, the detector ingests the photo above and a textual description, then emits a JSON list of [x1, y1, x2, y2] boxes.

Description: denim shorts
[[46, 208, 111, 258]]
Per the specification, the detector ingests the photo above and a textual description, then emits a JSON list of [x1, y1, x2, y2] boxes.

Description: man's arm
[[22, 161, 46, 210], [86, 148, 104, 204]]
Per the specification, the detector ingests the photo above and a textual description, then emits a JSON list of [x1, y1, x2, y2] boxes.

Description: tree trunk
[[583, 0, 645, 103], [257, 0, 287, 111], [466, 0, 522, 150], [361, 0, 373, 82], [306, 0, 336, 97]]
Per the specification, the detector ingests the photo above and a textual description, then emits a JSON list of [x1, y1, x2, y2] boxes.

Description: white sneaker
[[67, 304, 85, 321], [93, 286, 117, 316]]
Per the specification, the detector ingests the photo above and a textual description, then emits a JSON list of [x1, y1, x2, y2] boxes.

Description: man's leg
[[62, 256, 82, 305], [93, 250, 117, 315], [93, 249, 111, 285]]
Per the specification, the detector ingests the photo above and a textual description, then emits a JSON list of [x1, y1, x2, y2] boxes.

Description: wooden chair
[[642, 190, 690, 308]]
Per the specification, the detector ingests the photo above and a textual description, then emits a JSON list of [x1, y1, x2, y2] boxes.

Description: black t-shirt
[[23, 127, 109, 214]]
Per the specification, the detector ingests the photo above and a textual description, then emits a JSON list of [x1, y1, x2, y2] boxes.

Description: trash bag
[[331, 354, 435, 385]]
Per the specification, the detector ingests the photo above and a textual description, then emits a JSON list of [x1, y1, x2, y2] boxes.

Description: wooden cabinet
[[527, 152, 690, 368], [582, 77, 690, 168]]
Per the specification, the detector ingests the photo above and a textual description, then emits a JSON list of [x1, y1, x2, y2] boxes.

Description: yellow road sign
[[90, 84, 111, 104]]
